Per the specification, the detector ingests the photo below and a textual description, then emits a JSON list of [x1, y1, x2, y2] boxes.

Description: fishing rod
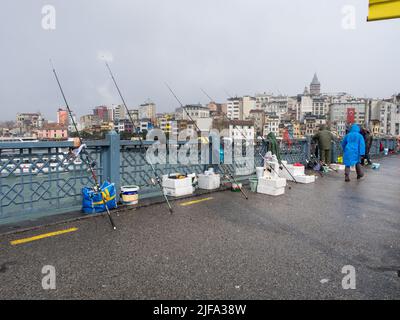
[[104, 61, 173, 214], [200, 88, 214, 103], [262, 133, 299, 184], [50, 60, 116, 230], [165, 83, 248, 200], [201, 88, 299, 184], [202, 88, 264, 180]]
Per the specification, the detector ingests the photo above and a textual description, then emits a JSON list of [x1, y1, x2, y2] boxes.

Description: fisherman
[[265, 132, 282, 163], [341, 124, 366, 182], [360, 126, 373, 165], [312, 124, 335, 165]]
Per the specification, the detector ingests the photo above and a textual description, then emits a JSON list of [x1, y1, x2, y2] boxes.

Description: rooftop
[[0, 155, 398, 299], [311, 73, 320, 85]]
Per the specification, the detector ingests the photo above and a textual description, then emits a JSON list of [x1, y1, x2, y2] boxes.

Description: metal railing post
[[306, 136, 312, 161], [102, 131, 121, 200], [331, 141, 338, 164]]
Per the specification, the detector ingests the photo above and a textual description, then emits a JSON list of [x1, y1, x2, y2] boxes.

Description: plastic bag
[[82, 181, 118, 214]]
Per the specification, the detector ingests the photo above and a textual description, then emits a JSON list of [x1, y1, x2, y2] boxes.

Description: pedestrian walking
[[341, 124, 366, 182]]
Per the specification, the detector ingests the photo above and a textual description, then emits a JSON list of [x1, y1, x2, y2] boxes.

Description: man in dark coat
[[360, 127, 373, 165], [312, 125, 335, 165]]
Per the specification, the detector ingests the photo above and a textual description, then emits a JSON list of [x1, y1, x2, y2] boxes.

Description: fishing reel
[[150, 177, 161, 186], [84, 160, 97, 173]]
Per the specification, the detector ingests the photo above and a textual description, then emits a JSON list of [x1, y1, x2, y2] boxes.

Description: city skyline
[[2, 74, 398, 123], [1, 0, 399, 121]]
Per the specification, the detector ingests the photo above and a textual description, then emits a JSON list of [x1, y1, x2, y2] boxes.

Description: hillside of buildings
[[1, 75, 399, 141]]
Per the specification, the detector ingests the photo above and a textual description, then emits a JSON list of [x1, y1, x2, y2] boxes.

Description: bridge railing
[[0, 132, 397, 225]]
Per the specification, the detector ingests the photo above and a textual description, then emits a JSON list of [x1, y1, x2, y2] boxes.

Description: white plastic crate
[[197, 174, 221, 190]]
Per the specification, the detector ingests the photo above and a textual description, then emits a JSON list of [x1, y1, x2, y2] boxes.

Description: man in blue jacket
[[341, 124, 366, 182]]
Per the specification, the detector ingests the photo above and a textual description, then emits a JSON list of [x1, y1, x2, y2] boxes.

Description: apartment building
[[263, 114, 280, 136]]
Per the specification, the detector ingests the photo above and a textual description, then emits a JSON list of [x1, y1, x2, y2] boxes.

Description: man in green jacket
[[312, 125, 335, 165], [266, 132, 282, 163]]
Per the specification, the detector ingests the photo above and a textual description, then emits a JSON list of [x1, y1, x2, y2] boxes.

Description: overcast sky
[[0, 0, 399, 121]]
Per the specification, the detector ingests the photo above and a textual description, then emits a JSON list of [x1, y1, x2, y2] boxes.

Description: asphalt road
[[0, 155, 399, 299]]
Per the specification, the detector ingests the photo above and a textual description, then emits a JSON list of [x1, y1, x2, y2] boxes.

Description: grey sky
[[0, 0, 399, 121]]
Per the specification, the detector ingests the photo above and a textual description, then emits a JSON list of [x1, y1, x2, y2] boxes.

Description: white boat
[[0, 157, 86, 177], [0, 137, 39, 143]]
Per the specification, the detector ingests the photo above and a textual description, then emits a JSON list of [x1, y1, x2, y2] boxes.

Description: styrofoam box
[[258, 177, 287, 189], [198, 174, 221, 190], [294, 175, 315, 184], [330, 164, 345, 171], [279, 168, 315, 184], [162, 175, 192, 189], [163, 186, 194, 197], [282, 164, 305, 177], [257, 185, 285, 196]]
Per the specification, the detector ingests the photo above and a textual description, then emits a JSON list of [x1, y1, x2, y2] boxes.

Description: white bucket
[[256, 167, 265, 179], [384, 148, 389, 156], [121, 185, 139, 205]]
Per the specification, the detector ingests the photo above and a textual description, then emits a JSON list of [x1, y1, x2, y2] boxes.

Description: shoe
[[345, 176, 350, 182], [357, 175, 364, 180]]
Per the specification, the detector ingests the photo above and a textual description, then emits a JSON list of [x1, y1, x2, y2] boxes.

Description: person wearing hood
[[360, 126, 373, 165], [266, 132, 282, 163], [341, 124, 366, 182], [312, 124, 335, 165]]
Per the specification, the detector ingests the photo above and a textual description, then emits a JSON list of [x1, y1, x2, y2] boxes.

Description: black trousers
[[362, 153, 371, 165]]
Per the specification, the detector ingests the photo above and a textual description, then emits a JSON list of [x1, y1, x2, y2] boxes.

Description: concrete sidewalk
[[0, 155, 399, 299]]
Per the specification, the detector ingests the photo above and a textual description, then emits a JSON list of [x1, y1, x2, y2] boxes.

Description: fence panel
[[0, 143, 102, 224], [0, 134, 397, 225]]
